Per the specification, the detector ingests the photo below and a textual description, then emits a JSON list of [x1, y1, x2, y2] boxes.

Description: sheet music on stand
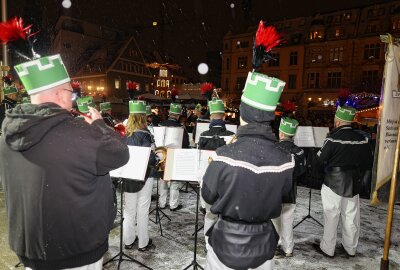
[[293, 126, 329, 148], [153, 126, 184, 148], [163, 148, 217, 182], [110, 146, 151, 180], [194, 122, 237, 144]]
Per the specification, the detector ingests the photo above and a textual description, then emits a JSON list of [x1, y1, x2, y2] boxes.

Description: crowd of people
[[0, 21, 376, 270]]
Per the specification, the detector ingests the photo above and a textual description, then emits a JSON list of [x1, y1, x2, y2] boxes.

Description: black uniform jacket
[[316, 125, 373, 197], [202, 123, 294, 269], [198, 119, 235, 150], [124, 128, 158, 192]]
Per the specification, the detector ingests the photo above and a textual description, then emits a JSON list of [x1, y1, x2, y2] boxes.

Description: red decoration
[[0, 17, 34, 44], [255, 20, 284, 52], [338, 88, 351, 99], [171, 88, 178, 98], [282, 100, 296, 112], [200, 82, 213, 95], [127, 81, 137, 90], [2, 74, 13, 85], [137, 95, 144, 100], [114, 123, 126, 137], [71, 81, 81, 90]]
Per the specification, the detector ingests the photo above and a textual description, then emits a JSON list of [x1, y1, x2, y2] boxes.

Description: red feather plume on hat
[[71, 81, 81, 90], [0, 17, 39, 60], [128, 81, 137, 90], [282, 100, 296, 113], [200, 82, 213, 95], [252, 20, 284, 70], [0, 17, 33, 44], [2, 74, 13, 86], [338, 88, 351, 106]]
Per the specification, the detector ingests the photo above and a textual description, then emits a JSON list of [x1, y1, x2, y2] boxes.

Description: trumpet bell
[[155, 147, 167, 172]]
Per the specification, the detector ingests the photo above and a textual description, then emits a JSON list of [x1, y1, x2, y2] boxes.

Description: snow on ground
[[1, 183, 399, 270]]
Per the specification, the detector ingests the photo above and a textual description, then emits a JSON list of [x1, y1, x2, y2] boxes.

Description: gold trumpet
[[155, 146, 167, 172]]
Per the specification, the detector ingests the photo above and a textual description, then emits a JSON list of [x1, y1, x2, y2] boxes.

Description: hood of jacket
[[2, 102, 72, 151]]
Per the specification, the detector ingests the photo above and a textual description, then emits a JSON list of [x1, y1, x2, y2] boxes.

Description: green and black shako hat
[[279, 117, 299, 136], [0, 17, 71, 95], [240, 20, 285, 124]]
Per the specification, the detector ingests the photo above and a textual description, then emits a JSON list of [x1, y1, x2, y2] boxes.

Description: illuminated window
[[335, 28, 343, 37], [115, 79, 120, 89], [329, 47, 344, 62], [364, 43, 380, 60], [392, 18, 400, 30], [237, 56, 248, 69]]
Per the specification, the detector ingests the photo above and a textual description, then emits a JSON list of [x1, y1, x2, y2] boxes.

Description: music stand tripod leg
[[149, 178, 171, 236], [182, 184, 204, 270], [293, 187, 322, 229], [103, 178, 153, 270]]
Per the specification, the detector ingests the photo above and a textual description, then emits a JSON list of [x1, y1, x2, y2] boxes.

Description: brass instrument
[[155, 146, 167, 172], [227, 134, 237, 145]]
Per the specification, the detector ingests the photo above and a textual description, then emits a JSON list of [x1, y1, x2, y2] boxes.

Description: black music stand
[[294, 148, 322, 229], [149, 177, 171, 236], [183, 184, 204, 270], [103, 178, 152, 270]]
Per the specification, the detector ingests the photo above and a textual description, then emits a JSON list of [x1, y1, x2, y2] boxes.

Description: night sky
[[6, 0, 396, 79]]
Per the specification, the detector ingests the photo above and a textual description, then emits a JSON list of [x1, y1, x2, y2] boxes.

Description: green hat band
[[146, 105, 152, 115], [335, 106, 356, 122], [129, 100, 146, 114], [3, 86, 18, 95], [279, 117, 299, 136], [22, 97, 31, 104], [100, 102, 112, 112], [195, 103, 202, 111], [76, 96, 95, 113], [208, 98, 225, 114], [241, 72, 285, 112], [170, 103, 182, 114], [14, 54, 70, 95]]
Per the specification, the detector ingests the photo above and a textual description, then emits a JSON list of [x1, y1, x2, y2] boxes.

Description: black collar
[[236, 123, 276, 142]]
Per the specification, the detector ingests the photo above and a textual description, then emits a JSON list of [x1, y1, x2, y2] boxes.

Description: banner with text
[[371, 41, 400, 205]]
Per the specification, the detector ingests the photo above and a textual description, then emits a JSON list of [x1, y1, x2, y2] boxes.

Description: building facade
[[221, 1, 400, 111]]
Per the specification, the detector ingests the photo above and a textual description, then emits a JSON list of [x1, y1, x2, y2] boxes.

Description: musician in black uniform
[[313, 106, 373, 258], [159, 103, 190, 211], [272, 117, 306, 258], [192, 103, 210, 142], [198, 98, 235, 251]]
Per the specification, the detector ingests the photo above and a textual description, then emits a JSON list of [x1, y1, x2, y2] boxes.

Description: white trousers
[[320, 184, 360, 256], [123, 177, 154, 249], [26, 258, 103, 270], [205, 246, 273, 270], [203, 201, 218, 252], [159, 180, 180, 209], [271, 203, 296, 254]]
